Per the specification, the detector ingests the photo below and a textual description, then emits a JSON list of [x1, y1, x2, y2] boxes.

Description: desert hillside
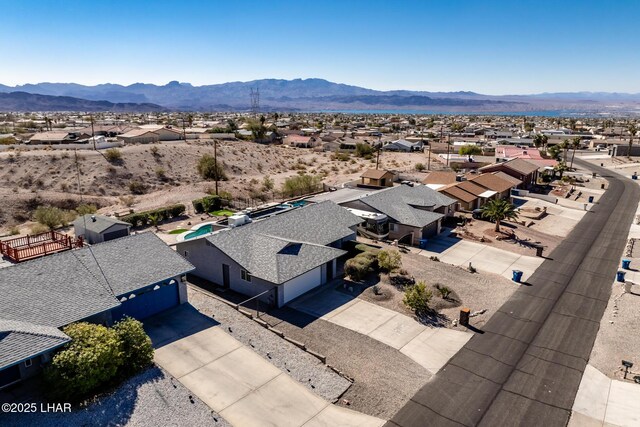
[[0, 140, 435, 232]]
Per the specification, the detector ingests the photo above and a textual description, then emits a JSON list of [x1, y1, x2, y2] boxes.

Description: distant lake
[[311, 109, 612, 117]]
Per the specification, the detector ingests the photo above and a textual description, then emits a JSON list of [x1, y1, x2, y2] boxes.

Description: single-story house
[[285, 134, 319, 148], [360, 169, 394, 188], [468, 172, 521, 200], [341, 185, 456, 245], [0, 232, 194, 389], [73, 214, 131, 244], [176, 201, 362, 307], [439, 184, 478, 211], [28, 131, 91, 145], [118, 126, 183, 143], [478, 158, 540, 188], [381, 139, 424, 152], [422, 171, 457, 190]]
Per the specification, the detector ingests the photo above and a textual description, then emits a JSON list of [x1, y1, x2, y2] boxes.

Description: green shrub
[[355, 143, 374, 158], [403, 281, 432, 314], [34, 206, 68, 230], [197, 154, 227, 181], [344, 251, 377, 281], [128, 180, 146, 195], [76, 203, 97, 215], [281, 174, 322, 197], [192, 195, 222, 213], [104, 148, 122, 163], [355, 243, 380, 254], [44, 323, 123, 399], [435, 284, 452, 299], [415, 163, 426, 172], [377, 249, 402, 272], [121, 204, 185, 227], [113, 317, 154, 375]]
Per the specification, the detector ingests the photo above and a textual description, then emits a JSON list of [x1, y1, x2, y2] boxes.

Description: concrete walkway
[[415, 235, 545, 282], [145, 305, 385, 427], [290, 289, 472, 375], [570, 365, 640, 427]]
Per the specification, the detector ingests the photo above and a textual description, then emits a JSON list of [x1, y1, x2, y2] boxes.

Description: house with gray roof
[[176, 201, 362, 307], [0, 232, 193, 389], [381, 138, 424, 152], [341, 185, 456, 245], [73, 214, 131, 244]]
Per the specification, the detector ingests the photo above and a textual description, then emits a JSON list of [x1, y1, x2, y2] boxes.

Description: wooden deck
[[0, 231, 83, 262]]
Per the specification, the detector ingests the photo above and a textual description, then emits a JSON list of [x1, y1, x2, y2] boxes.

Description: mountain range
[[1, 78, 640, 113]]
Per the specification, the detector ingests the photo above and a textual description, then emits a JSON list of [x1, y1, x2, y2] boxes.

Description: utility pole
[[446, 132, 451, 168], [214, 139, 219, 195], [182, 116, 186, 141], [90, 114, 96, 150], [376, 135, 381, 170], [427, 138, 432, 170]]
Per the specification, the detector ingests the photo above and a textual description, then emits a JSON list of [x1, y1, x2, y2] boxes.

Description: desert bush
[[377, 249, 402, 272], [355, 143, 374, 158], [197, 154, 227, 181], [121, 204, 185, 227], [128, 180, 146, 195], [435, 284, 453, 299], [344, 256, 374, 281], [262, 175, 275, 192], [119, 195, 136, 207], [415, 163, 426, 172], [403, 281, 433, 313], [33, 206, 68, 230], [104, 148, 122, 163], [75, 203, 97, 216], [281, 174, 321, 197], [192, 195, 222, 213]]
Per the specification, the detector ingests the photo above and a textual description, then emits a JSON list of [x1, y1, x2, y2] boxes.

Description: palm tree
[[628, 122, 637, 159], [481, 199, 519, 232], [560, 139, 570, 162], [570, 136, 581, 169]]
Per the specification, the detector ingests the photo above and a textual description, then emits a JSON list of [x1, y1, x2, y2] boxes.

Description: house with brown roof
[[360, 169, 394, 188], [469, 172, 521, 199], [422, 171, 457, 190], [478, 158, 539, 188], [439, 179, 498, 210]]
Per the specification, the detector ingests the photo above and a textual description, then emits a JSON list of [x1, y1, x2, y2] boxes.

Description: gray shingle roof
[[0, 319, 70, 369], [204, 201, 358, 284], [356, 185, 455, 228], [0, 232, 194, 328], [73, 214, 130, 234]]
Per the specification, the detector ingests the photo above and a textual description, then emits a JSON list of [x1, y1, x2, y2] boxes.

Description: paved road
[[386, 159, 640, 427]]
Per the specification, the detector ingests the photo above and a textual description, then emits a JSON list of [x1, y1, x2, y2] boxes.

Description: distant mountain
[[0, 92, 167, 112], [1, 78, 640, 112]]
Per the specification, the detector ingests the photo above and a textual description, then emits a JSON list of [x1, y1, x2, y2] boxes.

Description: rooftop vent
[[91, 215, 97, 222]]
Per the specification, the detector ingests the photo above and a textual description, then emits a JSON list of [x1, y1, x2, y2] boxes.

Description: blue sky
[[1, 0, 638, 94]]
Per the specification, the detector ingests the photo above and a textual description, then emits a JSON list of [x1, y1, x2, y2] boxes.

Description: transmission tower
[[250, 87, 260, 115]]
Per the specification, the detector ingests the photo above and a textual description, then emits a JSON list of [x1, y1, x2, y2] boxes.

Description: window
[[24, 359, 32, 368], [389, 223, 397, 232], [241, 270, 252, 282]]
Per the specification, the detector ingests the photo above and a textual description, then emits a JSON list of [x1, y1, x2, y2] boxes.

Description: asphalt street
[[386, 159, 640, 427]]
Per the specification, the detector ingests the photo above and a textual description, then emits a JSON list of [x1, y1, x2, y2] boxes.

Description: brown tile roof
[[469, 173, 516, 193], [455, 180, 489, 197], [480, 158, 539, 175], [492, 171, 523, 187], [422, 171, 457, 185], [361, 169, 393, 179], [439, 184, 477, 203]]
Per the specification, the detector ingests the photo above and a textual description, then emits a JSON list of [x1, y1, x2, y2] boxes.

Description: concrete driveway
[[417, 234, 544, 282], [145, 305, 385, 427], [290, 289, 471, 375]]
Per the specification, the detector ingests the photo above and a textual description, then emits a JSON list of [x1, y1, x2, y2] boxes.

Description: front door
[[222, 264, 230, 288]]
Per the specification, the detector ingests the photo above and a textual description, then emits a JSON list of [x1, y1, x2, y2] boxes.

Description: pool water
[[184, 224, 214, 240], [283, 200, 309, 208]]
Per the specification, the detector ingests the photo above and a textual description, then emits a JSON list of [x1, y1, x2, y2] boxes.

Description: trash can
[[418, 239, 428, 249], [588, 196, 594, 203], [633, 173, 638, 180], [622, 259, 631, 270], [512, 270, 523, 283], [624, 281, 633, 293], [535, 246, 544, 257], [459, 308, 470, 327], [617, 271, 626, 282]]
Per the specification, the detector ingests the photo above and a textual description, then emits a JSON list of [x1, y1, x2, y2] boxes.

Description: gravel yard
[[1, 367, 229, 427], [187, 286, 352, 402], [261, 307, 431, 420], [590, 281, 640, 381], [404, 252, 519, 327]]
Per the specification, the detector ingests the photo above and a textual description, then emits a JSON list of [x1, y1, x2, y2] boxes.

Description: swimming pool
[[182, 224, 214, 240], [281, 199, 309, 208]]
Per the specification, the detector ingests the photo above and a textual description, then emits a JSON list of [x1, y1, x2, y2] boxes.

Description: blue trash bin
[[617, 271, 626, 282], [622, 259, 631, 270], [512, 270, 523, 283], [419, 239, 428, 249], [588, 196, 594, 203]]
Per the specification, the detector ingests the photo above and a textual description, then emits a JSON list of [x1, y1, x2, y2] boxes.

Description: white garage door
[[283, 267, 322, 304]]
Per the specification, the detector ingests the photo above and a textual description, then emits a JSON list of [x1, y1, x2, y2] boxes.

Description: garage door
[[282, 267, 322, 304], [0, 365, 21, 389], [112, 280, 180, 320], [103, 228, 129, 242]]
